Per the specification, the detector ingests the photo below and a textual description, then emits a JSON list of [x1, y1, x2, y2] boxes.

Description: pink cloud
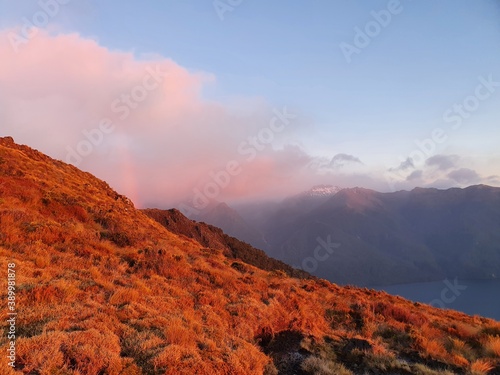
[[0, 29, 328, 207]]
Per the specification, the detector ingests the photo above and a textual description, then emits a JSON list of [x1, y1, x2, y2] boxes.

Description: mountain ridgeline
[[201, 185, 500, 286], [142, 208, 310, 280]]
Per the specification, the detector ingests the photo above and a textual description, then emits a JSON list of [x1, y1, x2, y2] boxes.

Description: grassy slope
[[141, 208, 311, 279], [0, 137, 499, 375]]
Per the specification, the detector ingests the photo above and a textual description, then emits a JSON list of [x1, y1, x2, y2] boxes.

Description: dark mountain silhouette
[[142, 208, 310, 279], [190, 201, 269, 251], [201, 185, 500, 286], [250, 186, 500, 286]]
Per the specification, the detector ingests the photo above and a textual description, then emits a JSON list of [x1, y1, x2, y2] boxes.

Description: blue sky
[[0, 0, 499, 206]]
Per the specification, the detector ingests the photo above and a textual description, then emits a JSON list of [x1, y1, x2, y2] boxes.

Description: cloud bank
[[0, 30, 347, 207], [329, 153, 363, 168], [426, 154, 459, 171], [0, 30, 496, 208]]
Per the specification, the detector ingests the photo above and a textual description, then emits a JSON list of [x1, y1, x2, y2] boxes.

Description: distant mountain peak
[[274, 185, 344, 218], [302, 184, 343, 197]]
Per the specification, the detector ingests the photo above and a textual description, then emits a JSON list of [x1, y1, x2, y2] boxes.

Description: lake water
[[373, 279, 500, 321]]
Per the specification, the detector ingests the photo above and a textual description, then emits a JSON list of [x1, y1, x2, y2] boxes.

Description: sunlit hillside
[[1, 136, 499, 375]]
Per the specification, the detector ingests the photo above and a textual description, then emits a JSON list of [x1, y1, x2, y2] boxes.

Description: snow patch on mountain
[[301, 185, 343, 198]]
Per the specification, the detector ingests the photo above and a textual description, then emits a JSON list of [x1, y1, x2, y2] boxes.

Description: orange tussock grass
[[2, 138, 500, 373], [470, 358, 495, 375], [484, 335, 500, 357]]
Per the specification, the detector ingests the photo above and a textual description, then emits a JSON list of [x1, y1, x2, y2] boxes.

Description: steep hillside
[[1, 136, 500, 375], [190, 202, 269, 251], [241, 186, 500, 286], [142, 208, 310, 279]]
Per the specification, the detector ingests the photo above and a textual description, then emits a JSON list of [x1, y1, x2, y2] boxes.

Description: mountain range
[[190, 185, 500, 286]]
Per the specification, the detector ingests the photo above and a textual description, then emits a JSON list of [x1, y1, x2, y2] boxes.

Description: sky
[[0, 0, 499, 210]]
